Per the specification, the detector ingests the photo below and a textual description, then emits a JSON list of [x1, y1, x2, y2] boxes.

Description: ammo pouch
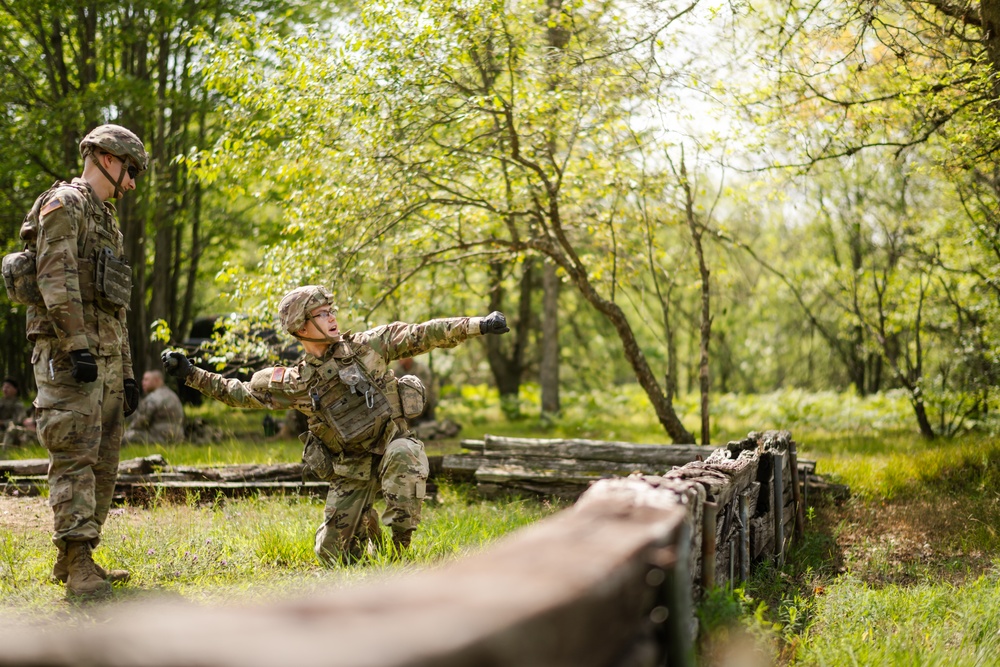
[[2, 250, 42, 306], [397, 374, 426, 419], [301, 431, 334, 480], [95, 247, 132, 311]]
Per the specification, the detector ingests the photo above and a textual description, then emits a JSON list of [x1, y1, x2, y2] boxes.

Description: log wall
[[0, 431, 809, 667]]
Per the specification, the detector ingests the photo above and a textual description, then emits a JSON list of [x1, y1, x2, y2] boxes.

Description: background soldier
[[0, 377, 38, 449], [123, 370, 185, 444], [162, 285, 509, 564], [20, 124, 147, 598], [0, 378, 28, 430]]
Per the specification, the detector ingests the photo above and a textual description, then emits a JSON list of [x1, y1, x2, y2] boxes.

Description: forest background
[[1, 0, 998, 443]]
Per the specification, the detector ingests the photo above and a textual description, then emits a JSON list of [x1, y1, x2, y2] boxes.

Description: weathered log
[[0, 454, 168, 478], [116, 480, 332, 505], [167, 462, 304, 482], [0, 478, 42, 497], [474, 435, 718, 465], [0, 459, 48, 476], [803, 474, 851, 502], [0, 476, 694, 667]]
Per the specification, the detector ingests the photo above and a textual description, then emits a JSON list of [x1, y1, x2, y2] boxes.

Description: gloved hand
[[161, 350, 193, 379], [69, 349, 98, 383], [479, 311, 510, 335], [123, 378, 140, 417]]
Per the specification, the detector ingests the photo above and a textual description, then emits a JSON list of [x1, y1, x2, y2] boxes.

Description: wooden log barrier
[[0, 430, 838, 666], [0, 471, 696, 667]]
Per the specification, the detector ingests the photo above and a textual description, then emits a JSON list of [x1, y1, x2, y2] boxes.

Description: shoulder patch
[[39, 198, 64, 217], [271, 367, 287, 384]]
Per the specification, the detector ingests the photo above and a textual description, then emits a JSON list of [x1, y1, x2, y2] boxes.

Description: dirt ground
[[818, 493, 997, 586], [0, 494, 49, 533]]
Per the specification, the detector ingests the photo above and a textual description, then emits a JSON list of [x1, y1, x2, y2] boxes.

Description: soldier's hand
[[123, 378, 140, 417], [161, 350, 193, 379], [69, 349, 98, 383], [479, 311, 510, 335]]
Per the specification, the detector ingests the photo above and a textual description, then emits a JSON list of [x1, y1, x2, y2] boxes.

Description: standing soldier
[[13, 124, 147, 598], [162, 285, 509, 564]]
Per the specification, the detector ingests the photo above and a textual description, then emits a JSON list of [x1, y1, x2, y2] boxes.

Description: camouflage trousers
[[315, 436, 429, 564], [32, 340, 125, 549], [1, 423, 38, 448]]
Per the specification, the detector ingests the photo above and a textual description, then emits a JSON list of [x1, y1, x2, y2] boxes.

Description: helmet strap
[[293, 313, 341, 344], [93, 153, 127, 199]]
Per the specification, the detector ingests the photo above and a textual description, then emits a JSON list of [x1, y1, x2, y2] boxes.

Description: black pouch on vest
[[95, 247, 132, 310]]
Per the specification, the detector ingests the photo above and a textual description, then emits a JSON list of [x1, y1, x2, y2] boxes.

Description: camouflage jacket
[[21, 179, 133, 376], [0, 396, 27, 427], [128, 386, 185, 440], [186, 317, 482, 463]]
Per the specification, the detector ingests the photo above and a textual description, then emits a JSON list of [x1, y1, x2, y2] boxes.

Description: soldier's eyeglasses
[[312, 309, 336, 321], [113, 155, 139, 179]]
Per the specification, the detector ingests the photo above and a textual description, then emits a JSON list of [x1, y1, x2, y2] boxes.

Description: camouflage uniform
[[20, 125, 147, 569], [25, 175, 135, 549], [0, 396, 34, 449], [0, 395, 27, 428], [124, 385, 185, 444], [184, 317, 485, 563]]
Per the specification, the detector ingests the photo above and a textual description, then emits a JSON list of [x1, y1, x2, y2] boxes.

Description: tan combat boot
[[53, 548, 130, 584], [391, 528, 414, 552], [64, 542, 112, 599]]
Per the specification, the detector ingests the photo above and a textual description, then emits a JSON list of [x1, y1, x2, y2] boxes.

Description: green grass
[[0, 481, 561, 619]]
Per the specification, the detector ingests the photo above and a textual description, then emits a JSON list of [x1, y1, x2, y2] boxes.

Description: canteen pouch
[[95, 247, 132, 310], [397, 374, 426, 419], [2, 250, 42, 306], [301, 431, 334, 480]]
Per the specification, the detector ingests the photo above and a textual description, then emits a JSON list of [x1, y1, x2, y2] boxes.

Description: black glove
[[123, 378, 140, 417], [69, 349, 98, 383], [161, 350, 193, 379], [479, 311, 510, 335]]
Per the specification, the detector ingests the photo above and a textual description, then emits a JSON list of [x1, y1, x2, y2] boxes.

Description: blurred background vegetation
[[1, 0, 997, 444]]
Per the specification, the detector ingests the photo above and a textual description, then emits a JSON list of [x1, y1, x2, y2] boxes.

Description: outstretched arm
[[162, 350, 287, 410], [357, 311, 509, 361]]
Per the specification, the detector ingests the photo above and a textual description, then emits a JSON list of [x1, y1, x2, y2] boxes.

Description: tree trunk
[[558, 262, 694, 443], [540, 259, 560, 415], [485, 260, 534, 415], [911, 397, 936, 440], [682, 156, 712, 445], [981, 1, 1000, 100]]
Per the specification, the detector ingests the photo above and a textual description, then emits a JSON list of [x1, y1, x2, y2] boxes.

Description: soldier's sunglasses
[[111, 154, 139, 179]]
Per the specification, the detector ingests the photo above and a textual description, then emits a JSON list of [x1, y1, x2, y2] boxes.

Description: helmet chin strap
[[93, 155, 127, 199], [294, 313, 342, 344]]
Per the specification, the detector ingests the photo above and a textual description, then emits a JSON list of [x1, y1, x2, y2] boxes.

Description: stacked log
[[0, 456, 326, 503], [441, 433, 842, 507], [0, 430, 822, 667]]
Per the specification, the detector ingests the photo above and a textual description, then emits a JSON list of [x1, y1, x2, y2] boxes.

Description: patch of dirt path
[[0, 495, 49, 533]]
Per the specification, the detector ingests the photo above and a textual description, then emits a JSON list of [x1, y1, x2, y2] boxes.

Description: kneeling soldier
[[162, 285, 509, 564]]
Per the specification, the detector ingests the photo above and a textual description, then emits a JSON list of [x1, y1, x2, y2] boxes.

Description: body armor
[[7, 181, 131, 314], [304, 338, 408, 456]]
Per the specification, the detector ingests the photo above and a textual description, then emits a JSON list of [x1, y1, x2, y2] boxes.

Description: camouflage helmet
[[79, 124, 149, 171], [278, 285, 335, 336]]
